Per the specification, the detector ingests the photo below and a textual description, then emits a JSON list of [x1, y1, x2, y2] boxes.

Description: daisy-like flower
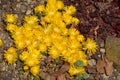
[[24, 57, 39, 67], [64, 5, 76, 15], [68, 28, 80, 36], [24, 15, 38, 25], [63, 13, 72, 25], [30, 65, 40, 76], [23, 65, 29, 71], [68, 65, 85, 76], [83, 38, 98, 54], [19, 51, 29, 61], [72, 17, 80, 25], [77, 34, 85, 42], [56, 0, 64, 10], [38, 43, 47, 52], [48, 46, 60, 59], [6, 24, 18, 33], [4, 14, 17, 24], [34, 5, 45, 13], [4, 47, 18, 64], [14, 40, 26, 50], [69, 39, 81, 49], [28, 49, 41, 59]]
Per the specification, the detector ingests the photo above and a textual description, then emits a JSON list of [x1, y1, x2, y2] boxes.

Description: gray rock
[[105, 36, 120, 72]]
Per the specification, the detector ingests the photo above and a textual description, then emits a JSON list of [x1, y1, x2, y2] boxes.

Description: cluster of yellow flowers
[[3, 0, 97, 76]]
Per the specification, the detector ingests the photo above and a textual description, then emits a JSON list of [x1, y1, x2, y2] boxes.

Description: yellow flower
[[72, 17, 80, 25], [50, 32, 60, 39], [54, 40, 67, 51], [6, 24, 18, 33], [4, 47, 18, 64], [45, 5, 57, 16], [83, 38, 98, 54], [43, 15, 51, 23], [77, 34, 85, 42], [24, 15, 38, 25], [28, 48, 41, 59], [38, 43, 47, 52], [30, 65, 40, 76], [23, 65, 29, 71], [23, 23, 32, 31], [14, 40, 26, 50], [11, 27, 23, 37], [64, 5, 76, 15], [19, 51, 29, 61], [47, 0, 56, 5], [51, 12, 62, 24], [48, 46, 60, 59], [61, 48, 72, 60], [4, 14, 17, 24], [58, 21, 66, 29], [69, 39, 81, 49], [34, 5, 45, 13], [0, 39, 3, 47], [68, 65, 85, 76], [68, 28, 79, 36], [56, 0, 64, 10], [53, 26, 61, 33], [43, 34, 52, 46], [24, 57, 39, 67], [63, 14, 72, 25]]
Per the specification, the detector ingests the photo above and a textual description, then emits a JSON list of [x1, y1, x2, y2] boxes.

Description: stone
[[100, 48, 105, 54], [105, 36, 120, 72], [88, 59, 96, 66]]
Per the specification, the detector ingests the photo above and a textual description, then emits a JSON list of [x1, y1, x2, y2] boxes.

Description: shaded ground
[[0, 0, 120, 80]]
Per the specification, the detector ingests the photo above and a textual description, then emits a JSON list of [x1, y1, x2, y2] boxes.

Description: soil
[[0, 0, 120, 80]]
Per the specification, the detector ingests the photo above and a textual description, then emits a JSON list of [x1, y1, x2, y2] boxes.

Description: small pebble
[[88, 59, 96, 66], [26, 9, 32, 15], [100, 48, 105, 53]]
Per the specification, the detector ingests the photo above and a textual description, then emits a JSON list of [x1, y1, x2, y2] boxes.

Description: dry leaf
[[57, 74, 66, 80], [59, 62, 70, 73], [95, 72, 99, 80], [40, 72, 56, 80], [105, 59, 113, 76], [49, 62, 69, 76], [96, 59, 106, 73], [39, 72, 47, 79], [87, 65, 96, 74], [46, 75, 56, 80]]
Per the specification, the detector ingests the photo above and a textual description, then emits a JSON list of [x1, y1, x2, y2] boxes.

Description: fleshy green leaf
[[74, 60, 83, 67]]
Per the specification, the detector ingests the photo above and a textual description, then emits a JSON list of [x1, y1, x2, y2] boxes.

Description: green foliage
[[76, 73, 89, 80], [74, 60, 84, 67]]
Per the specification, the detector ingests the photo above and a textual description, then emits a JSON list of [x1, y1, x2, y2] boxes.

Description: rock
[[105, 36, 120, 72], [100, 48, 105, 54], [88, 59, 96, 66]]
